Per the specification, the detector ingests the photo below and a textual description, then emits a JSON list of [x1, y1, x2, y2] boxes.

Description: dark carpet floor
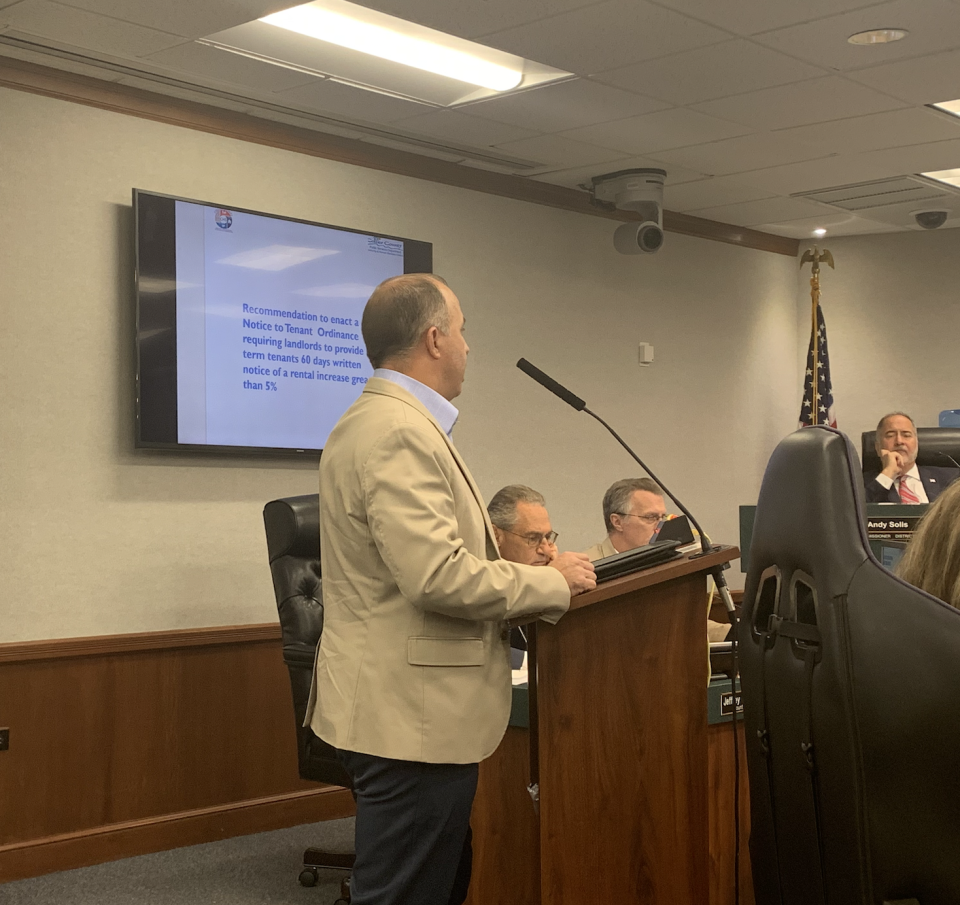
[[0, 818, 355, 905]]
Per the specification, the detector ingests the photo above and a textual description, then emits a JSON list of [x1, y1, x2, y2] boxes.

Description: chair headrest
[[861, 427, 960, 473], [263, 494, 320, 563], [751, 427, 872, 598]]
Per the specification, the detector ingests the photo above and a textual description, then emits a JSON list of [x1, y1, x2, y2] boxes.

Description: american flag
[[799, 304, 837, 428]]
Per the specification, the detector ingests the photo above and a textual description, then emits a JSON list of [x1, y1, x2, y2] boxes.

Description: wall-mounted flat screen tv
[[135, 190, 432, 456]]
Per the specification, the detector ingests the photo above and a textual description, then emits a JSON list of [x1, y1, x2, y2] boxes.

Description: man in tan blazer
[[306, 274, 595, 905]]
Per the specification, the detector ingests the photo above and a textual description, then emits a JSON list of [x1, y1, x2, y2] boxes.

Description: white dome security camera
[[592, 168, 666, 255], [913, 209, 949, 229]]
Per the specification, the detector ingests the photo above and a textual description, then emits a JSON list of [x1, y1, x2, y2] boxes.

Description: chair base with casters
[[299, 850, 354, 902], [263, 494, 357, 900]]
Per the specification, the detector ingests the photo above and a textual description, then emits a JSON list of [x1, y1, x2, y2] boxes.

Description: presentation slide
[[173, 201, 404, 449]]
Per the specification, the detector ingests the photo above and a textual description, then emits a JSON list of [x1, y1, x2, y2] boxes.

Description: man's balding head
[[361, 274, 450, 369]]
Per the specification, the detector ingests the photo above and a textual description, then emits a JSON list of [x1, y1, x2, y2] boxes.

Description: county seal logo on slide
[[214, 209, 233, 230]]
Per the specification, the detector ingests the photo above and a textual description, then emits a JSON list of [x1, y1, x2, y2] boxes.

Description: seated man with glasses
[[582, 477, 666, 562], [488, 484, 559, 568], [583, 477, 732, 642], [487, 484, 564, 660]]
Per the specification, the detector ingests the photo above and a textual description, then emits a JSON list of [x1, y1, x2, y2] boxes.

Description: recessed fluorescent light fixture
[[847, 28, 908, 45], [813, 228, 827, 237], [261, 0, 521, 90], [921, 168, 960, 189], [931, 98, 960, 119]]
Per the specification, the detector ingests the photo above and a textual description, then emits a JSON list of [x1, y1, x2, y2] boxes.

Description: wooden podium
[[467, 545, 740, 905]]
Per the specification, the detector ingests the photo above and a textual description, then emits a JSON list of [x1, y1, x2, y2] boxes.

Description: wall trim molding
[[0, 787, 356, 883], [0, 55, 799, 257], [0, 623, 281, 663]]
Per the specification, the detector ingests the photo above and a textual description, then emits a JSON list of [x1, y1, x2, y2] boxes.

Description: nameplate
[[720, 691, 743, 717], [866, 516, 924, 540], [708, 677, 743, 724]]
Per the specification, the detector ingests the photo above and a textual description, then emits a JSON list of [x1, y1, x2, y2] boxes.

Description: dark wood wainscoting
[[0, 626, 355, 883]]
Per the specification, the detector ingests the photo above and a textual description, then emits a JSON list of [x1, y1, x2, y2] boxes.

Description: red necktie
[[899, 475, 920, 504]]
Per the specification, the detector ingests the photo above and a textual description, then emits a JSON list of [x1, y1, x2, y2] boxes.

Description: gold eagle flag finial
[[800, 246, 835, 275]]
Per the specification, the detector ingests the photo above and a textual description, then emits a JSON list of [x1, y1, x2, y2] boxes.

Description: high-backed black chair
[[263, 493, 354, 897], [860, 426, 960, 474], [739, 426, 960, 905]]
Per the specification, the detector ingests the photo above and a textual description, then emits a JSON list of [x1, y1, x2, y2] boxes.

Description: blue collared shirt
[[373, 369, 459, 438]]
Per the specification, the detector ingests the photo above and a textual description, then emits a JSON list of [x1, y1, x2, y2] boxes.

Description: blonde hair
[[896, 479, 960, 609]]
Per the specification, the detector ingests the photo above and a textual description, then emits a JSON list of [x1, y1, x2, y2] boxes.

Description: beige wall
[[0, 86, 801, 642], [793, 229, 960, 457]]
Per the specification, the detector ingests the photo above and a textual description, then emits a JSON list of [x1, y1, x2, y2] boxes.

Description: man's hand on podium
[[549, 551, 597, 596]]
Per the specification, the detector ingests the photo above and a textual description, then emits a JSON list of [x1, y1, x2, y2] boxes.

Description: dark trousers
[[338, 750, 478, 905]]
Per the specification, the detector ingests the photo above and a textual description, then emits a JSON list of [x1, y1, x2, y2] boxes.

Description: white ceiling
[[4, 0, 960, 236]]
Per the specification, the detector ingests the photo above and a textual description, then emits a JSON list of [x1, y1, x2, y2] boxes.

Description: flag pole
[[800, 246, 834, 427], [811, 253, 820, 425]]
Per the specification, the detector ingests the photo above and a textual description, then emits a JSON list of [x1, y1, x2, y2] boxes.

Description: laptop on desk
[[593, 539, 683, 582]]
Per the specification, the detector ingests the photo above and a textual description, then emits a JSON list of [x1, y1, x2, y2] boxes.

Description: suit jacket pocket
[[407, 637, 484, 667]]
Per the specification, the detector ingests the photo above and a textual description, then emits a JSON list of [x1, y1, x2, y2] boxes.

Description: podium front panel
[[536, 568, 710, 903]]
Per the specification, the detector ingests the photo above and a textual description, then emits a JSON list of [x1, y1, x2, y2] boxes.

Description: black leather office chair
[[739, 426, 960, 905], [263, 493, 354, 899], [861, 426, 960, 474]]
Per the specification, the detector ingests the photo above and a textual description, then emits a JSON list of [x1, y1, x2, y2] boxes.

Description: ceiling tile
[[754, 0, 960, 72], [478, 0, 729, 75], [357, 133, 466, 161], [529, 156, 706, 190], [1, 0, 186, 57], [144, 41, 321, 93], [691, 76, 907, 131], [686, 195, 825, 226], [594, 39, 825, 106], [648, 0, 886, 37], [55, 0, 292, 39], [859, 137, 960, 174], [0, 38, 127, 78], [651, 131, 829, 177], [848, 47, 960, 104], [662, 176, 776, 211], [389, 109, 539, 147], [461, 78, 669, 133], [730, 153, 912, 196], [773, 107, 960, 155], [348, 0, 604, 41], [246, 106, 367, 139], [560, 106, 752, 155], [492, 134, 628, 169], [272, 79, 435, 125], [753, 214, 902, 237], [114, 75, 252, 110]]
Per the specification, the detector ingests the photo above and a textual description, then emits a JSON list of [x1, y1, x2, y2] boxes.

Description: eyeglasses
[[616, 512, 666, 524], [501, 529, 559, 548]]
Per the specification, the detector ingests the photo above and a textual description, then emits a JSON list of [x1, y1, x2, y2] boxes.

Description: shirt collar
[[373, 369, 459, 438], [903, 464, 921, 481]]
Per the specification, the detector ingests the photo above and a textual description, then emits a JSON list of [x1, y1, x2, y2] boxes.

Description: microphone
[[925, 451, 960, 472], [516, 357, 736, 614], [516, 358, 586, 412]]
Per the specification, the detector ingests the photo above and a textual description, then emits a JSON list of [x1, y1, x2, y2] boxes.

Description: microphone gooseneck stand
[[516, 357, 741, 904]]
